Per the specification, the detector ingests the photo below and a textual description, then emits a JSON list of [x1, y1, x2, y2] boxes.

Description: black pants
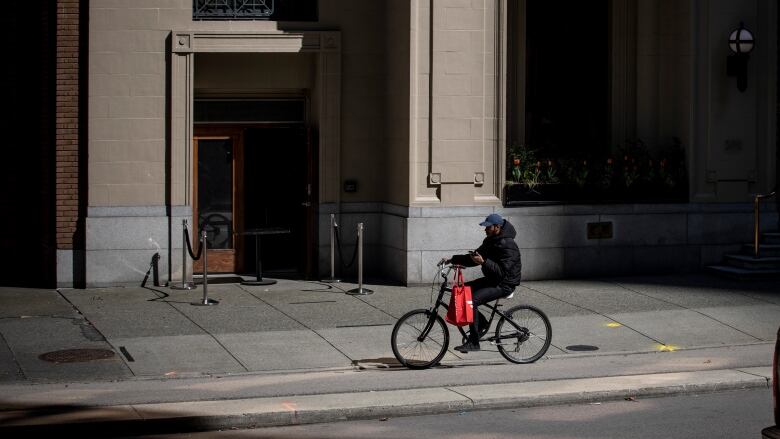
[[464, 277, 514, 344]]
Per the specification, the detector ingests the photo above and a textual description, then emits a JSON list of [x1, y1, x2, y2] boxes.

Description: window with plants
[[505, 139, 688, 205]]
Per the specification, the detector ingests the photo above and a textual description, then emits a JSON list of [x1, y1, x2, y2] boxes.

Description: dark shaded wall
[[1, 2, 57, 287]]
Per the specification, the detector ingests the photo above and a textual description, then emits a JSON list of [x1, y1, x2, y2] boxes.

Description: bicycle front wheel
[[391, 309, 449, 369], [495, 305, 551, 364]]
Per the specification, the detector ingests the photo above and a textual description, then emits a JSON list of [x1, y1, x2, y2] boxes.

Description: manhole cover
[[39, 348, 116, 363], [566, 345, 599, 352]]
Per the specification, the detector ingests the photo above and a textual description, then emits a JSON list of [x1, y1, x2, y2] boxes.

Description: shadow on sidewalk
[[0, 402, 230, 437]]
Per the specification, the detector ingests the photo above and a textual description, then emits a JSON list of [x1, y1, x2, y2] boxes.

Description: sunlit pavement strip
[[0, 367, 770, 429]]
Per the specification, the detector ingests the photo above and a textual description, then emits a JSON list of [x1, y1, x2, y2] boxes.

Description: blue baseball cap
[[479, 213, 504, 227]]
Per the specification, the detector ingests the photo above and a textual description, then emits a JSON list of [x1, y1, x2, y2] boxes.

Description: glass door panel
[[198, 139, 234, 250], [193, 129, 243, 274]]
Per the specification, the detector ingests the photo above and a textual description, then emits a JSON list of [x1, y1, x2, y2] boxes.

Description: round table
[[240, 227, 291, 286]]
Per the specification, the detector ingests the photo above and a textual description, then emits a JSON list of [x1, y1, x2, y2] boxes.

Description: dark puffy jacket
[[451, 219, 522, 288]]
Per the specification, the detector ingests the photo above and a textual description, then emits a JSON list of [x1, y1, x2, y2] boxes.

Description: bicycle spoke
[[392, 310, 449, 369], [495, 305, 551, 364]]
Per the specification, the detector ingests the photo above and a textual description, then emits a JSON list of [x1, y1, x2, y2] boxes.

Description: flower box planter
[[504, 183, 583, 204], [504, 182, 688, 205]]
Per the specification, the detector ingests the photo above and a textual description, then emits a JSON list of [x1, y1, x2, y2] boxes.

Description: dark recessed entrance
[[243, 126, 312, 278], [193, 98, 315, 279]]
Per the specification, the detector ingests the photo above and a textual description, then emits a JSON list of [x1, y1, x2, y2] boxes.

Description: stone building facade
[[5, 0, 778, 287]]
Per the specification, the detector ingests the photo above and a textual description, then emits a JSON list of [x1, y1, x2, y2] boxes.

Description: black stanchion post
[[152, 252, 160, 287], [141, 252, 160, 288]]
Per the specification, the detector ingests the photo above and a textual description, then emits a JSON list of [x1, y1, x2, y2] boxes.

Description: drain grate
[[39, 348, 116, 363], [566, 345, 599, 352]]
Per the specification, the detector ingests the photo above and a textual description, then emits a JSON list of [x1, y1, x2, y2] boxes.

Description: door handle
[[301, 202, 311, 207]]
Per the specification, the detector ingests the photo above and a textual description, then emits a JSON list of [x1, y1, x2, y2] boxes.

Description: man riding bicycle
[[443, 213, 522, 353]]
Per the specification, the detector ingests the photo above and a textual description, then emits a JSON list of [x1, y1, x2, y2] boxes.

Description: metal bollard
[[347, 222, 373, 296], [321, 213, 340, 283], [193, 229, 218, 306], [170, 219, 196, 290]]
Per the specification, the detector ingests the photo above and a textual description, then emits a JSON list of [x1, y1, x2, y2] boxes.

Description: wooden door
[[193, 127, 244, 274]]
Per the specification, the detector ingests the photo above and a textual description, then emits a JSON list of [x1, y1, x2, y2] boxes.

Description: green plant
[[523, 161, 543, 190], [600, 157, 615, 189], [642, 159, 657, 185], [510, 157, 522, 183], [542, 160, 560, 184], [507, 144, 539, 186], [564, 158, 590, 188], [507, 143, 536, 183], [616, 139, 650, 189], [657, 138, 686, 189], [621, 156, 639, 188]]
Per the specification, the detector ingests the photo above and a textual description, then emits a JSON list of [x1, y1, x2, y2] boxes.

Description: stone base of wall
[[84, 206, 190, 287], [316, 202, 780, 285], [57, 249, 84, 288], [400, 203, 779, 285], [79, 203, 776, 287]]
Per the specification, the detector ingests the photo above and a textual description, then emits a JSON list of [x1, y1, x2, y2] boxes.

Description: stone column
[[415, 0, 504, 206]]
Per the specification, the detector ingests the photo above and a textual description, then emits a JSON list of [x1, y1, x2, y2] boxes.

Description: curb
[[0, 367, 770, 436]]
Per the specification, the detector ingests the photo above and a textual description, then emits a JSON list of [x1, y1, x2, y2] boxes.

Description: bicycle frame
[[419, 264, 528, 344]]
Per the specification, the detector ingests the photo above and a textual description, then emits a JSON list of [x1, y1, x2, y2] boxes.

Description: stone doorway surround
[[170, 30, 340, 207], [168, 31, 341, 281]]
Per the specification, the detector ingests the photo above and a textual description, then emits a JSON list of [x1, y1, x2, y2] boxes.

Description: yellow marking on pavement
[[282, 402, 298, 411], [655, 344, 679, 352], [606, 322, 622, 328]]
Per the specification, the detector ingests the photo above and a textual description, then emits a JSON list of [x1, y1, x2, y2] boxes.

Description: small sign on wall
[[587, 222, 613, 240], [343, 179, 358, 193]]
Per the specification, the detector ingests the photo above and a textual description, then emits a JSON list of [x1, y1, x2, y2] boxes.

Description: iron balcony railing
[[193, 0, 274, 20]]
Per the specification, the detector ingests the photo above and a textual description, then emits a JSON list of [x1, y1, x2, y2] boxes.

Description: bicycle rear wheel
[[391, 309, 449, 369], [495, 305, 551, 364]]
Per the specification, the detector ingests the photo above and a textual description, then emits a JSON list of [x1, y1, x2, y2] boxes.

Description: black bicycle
[[391, 262, 552, 369]]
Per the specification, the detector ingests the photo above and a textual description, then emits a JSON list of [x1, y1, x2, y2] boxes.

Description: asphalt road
[[138, 387, 774, 439]]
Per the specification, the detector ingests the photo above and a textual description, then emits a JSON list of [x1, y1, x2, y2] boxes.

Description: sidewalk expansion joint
[[444, 387, 477, 407], [735, 368, 772, 386]]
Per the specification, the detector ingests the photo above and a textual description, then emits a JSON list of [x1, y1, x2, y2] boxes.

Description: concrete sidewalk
[[0, 273, 777, 434]]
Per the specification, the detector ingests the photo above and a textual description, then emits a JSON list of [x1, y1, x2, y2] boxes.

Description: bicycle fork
[[417, 309, 439, 342]]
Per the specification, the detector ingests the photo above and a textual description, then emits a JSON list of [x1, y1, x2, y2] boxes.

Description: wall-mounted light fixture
[[726, 22, 754, 92]]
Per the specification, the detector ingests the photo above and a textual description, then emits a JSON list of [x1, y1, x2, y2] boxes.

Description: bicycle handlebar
[[436, 258, 463, 269], [436, 262, 465, 280]]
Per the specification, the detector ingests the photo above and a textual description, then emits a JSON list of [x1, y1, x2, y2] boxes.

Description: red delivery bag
[[445, 267, 473, 326]]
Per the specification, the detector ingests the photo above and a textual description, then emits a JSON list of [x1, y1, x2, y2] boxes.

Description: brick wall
[[56, 0, 82, 251]]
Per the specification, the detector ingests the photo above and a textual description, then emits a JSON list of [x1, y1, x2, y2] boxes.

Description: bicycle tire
[[495, 305, 551, 364], [391, 309, 449, 369]]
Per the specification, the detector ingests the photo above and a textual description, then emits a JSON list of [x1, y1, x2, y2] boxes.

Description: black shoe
[[454, 342, 481, 353]]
